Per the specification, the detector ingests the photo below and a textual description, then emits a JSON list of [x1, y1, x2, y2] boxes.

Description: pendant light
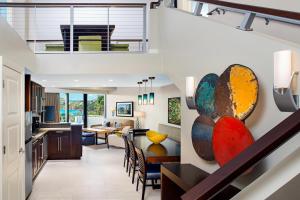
[[142, 79, 148, 105], [137, 81, 143, 105], [149, 77, 155, 105]]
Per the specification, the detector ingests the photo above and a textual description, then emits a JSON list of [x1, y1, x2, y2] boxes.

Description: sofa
[[90, 118, 134, 148], [91, 118, 134, 130]]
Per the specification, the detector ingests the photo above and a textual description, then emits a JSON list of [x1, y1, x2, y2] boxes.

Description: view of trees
[[59, 93, 105, 123], [88, 95, 105, 116]]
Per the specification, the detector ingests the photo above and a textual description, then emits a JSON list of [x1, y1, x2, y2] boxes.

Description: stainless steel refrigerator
[[25, 112, 32, 199]]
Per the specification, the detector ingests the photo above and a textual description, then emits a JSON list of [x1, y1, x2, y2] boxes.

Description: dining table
[[132, 135, 181, 164]]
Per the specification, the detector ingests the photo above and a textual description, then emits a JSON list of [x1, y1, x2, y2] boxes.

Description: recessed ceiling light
[[74, 80, 79, 82], [42, 80, 47, 82], [109, 79, 113, 82]]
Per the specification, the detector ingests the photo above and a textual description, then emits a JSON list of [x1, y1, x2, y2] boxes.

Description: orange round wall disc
[[215, 64, 258, 120], [212, 116, 254, 167]]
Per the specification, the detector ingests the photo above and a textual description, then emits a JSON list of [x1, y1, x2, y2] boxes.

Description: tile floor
[[28, 145, 160, 200]]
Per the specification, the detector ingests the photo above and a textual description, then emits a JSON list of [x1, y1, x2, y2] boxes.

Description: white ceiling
[[31, 74, 173, 88]]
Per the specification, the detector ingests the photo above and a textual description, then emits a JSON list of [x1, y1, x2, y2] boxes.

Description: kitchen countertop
[[32, 128, 71, 141]]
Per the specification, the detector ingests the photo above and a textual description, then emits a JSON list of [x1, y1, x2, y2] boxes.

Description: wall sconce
[[186, 76, 197, 109], [273, 50, 299, 112]]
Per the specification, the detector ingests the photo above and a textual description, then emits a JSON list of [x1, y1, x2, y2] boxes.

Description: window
[[0, 0, 7, 19], [59, 93, 67, 122], [69, 93, 84, 124], [87, 94, 105, 127], [59, 92, 105, 126]]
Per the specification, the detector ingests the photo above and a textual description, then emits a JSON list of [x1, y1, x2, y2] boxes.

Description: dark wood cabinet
[[31, 81, 45, 115], [25, 75, 31, 112], [32, 135, 47, 179], [32, 141, 38, 177], [48, 126, 82, 159], [33, 126, 82, 180], [48, 131, 71, 159]]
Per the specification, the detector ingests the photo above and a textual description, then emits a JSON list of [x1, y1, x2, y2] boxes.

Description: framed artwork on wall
[[168, 97, 181, 126], [116, 101, 134, 117]]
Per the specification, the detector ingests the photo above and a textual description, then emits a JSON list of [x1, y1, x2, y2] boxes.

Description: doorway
[[2, 65, 24, 200]]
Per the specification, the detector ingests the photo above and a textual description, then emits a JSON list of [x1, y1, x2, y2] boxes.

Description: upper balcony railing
[[0, 3, 147, 54]]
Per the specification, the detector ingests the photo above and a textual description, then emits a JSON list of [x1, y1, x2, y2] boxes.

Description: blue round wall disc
[[195, 73, 219, 119]]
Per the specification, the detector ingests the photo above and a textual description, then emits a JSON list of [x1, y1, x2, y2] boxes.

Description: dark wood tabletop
[[132, 136, 180, 163], [60, 24, 115, 51]]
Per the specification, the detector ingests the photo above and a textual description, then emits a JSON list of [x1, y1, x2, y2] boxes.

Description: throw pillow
[[105, 121, 111, 127]]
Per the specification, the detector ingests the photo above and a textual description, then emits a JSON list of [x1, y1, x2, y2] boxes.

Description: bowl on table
[[146, 130, 168, 144]]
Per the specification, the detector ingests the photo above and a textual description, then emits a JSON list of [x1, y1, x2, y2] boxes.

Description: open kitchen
[[25, 75, 82, 198]]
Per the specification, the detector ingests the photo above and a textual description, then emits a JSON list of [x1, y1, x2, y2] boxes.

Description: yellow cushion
[[146, 130, 168, 144], [114, 131, 122, 137], [79, 35, 101, 51]]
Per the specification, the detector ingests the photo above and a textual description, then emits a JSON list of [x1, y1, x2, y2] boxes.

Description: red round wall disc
[[212, 116, 254, 167]]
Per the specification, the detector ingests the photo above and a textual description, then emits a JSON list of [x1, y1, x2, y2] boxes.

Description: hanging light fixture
[[137, 81, 143, 105], [142, 79, 148, 105], [148, 77, 155, 105]]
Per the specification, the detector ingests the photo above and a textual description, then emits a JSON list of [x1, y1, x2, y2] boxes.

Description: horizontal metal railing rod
[[182, 109, 300, 200], [26, 39, 148, 42], [0, 2, 146, 8], [194, 0, 300, 21]]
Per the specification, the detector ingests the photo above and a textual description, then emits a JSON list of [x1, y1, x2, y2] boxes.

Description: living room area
[[27, 73, 182, 200]]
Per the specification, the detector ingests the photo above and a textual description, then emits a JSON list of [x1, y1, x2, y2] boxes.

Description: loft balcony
[[0, 2, 147, 54]]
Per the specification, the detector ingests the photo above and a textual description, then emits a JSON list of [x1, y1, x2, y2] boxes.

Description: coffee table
[[82, 128, 111, 148]]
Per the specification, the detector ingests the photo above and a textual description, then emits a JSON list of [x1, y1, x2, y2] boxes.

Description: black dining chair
[[135, 147, 161, 200], [122, 135, 130, 172], [128, 140, 139, 184]]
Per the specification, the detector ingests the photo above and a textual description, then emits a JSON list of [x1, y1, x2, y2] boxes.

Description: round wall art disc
[[195, 73, 219, 119], [192, 115, 215, 161], [215, 64, 259, 120], [212, 116, 254, 167]]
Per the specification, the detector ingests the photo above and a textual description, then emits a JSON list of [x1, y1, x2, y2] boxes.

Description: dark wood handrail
[[182, 109, 300, 200], [0, 2, 146, 8], [194, 0, 300, 20]]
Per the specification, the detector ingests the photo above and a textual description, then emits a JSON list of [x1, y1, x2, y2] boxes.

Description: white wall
[[26, 7, 143, 40], [106, 84, 181, 130], [157, 7, 300, 187], [0, 18, 36, 72], [232, 147, 300, 199], [34, 53, 162, 75]]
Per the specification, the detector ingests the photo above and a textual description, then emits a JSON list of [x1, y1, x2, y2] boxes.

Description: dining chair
[[122, 135, 130, 172], [128, 140, 138, 184], [135, 147, 161, 200]]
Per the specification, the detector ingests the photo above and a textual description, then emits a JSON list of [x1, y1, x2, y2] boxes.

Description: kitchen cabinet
[[32, 135, 47, 179], [32, 125, 82, 181], [32, 141, 38, 177], [48, 131, 71, 159], [47, 126, 82, 160], [31, 81, 45, 115]]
